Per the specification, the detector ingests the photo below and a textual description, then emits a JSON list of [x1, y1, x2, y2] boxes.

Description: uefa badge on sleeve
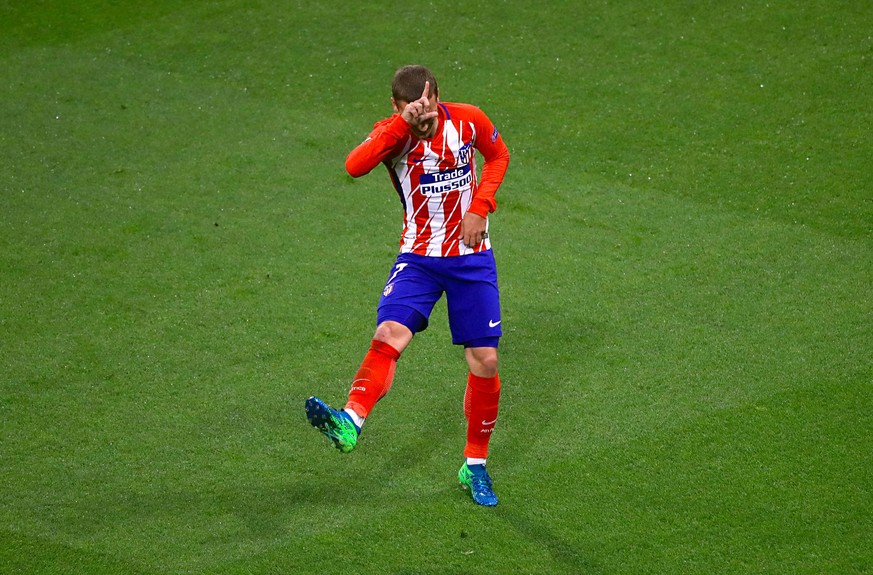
[[383, 283, 394, 297]]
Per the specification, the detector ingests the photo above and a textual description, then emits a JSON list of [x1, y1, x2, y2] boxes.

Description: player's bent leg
[[306, 317, 419, 455], [344, 320, 412, 420]]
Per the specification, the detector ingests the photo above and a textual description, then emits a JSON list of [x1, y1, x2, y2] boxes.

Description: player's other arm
[[468, 110, 510, 218], [460, 107, 510, 247], [345, 115, 411, 177]]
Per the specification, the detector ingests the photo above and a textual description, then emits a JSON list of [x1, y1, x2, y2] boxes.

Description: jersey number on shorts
[[387, 263, 408, 284]]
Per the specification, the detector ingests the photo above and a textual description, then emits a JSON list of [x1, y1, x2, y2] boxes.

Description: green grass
[[2, 1, 871, 573]]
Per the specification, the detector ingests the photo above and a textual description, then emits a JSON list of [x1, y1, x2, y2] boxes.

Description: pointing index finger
[[420, 81, 430, 102]]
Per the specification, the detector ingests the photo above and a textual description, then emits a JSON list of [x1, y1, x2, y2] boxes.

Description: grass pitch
[[2, 1, 871, 574]]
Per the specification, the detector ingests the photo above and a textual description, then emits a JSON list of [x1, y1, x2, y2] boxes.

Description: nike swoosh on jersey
[[489, 320, 501, 328]]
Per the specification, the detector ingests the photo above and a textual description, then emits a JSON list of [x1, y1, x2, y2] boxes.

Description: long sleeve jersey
[[346, 102, 510, 257]]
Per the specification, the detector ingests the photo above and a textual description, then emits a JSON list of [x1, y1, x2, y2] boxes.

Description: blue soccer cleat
[[458, 462, 498, 506], [305, 396, 360, 453]]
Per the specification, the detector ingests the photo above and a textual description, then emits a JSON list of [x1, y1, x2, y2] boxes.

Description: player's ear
[[391, 97, 402, 114]]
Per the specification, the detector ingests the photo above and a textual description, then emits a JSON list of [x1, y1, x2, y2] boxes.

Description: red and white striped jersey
[[346, 102, 510, 257]]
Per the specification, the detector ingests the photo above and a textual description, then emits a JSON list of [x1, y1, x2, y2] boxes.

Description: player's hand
[[460, 212, 488, 247], [401, 81, 438, 130]]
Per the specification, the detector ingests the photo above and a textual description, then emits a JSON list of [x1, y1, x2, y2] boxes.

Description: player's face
[[414, 92, 439, 137], [394, 90, 439, 139]]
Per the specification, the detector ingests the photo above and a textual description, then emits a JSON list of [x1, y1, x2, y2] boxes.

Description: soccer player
[[305, 65, 510, 506]]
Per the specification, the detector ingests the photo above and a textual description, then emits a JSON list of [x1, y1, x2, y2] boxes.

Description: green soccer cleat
[[305, 396, 359, 453], [459, 462, 498, 506]]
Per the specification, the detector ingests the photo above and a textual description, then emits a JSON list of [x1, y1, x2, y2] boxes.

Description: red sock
[[345, 340, 401, 418], [463, 372, 501, 459]]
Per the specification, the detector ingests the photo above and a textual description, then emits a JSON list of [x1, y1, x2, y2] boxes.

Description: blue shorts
[[377, 251, 502, 348]]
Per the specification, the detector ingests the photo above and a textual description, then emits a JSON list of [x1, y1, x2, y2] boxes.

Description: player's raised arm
[[345, 116, 411, 177], [467, 109, 510, 218], [347, 81, 441, 177]]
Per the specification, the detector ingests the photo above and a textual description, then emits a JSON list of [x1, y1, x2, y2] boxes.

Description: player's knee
[[373, 321, 413, 353], [466, 347, 499, 379]]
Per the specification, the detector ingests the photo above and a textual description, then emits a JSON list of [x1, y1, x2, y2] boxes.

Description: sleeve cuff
[[468, 198, 495, 217]]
